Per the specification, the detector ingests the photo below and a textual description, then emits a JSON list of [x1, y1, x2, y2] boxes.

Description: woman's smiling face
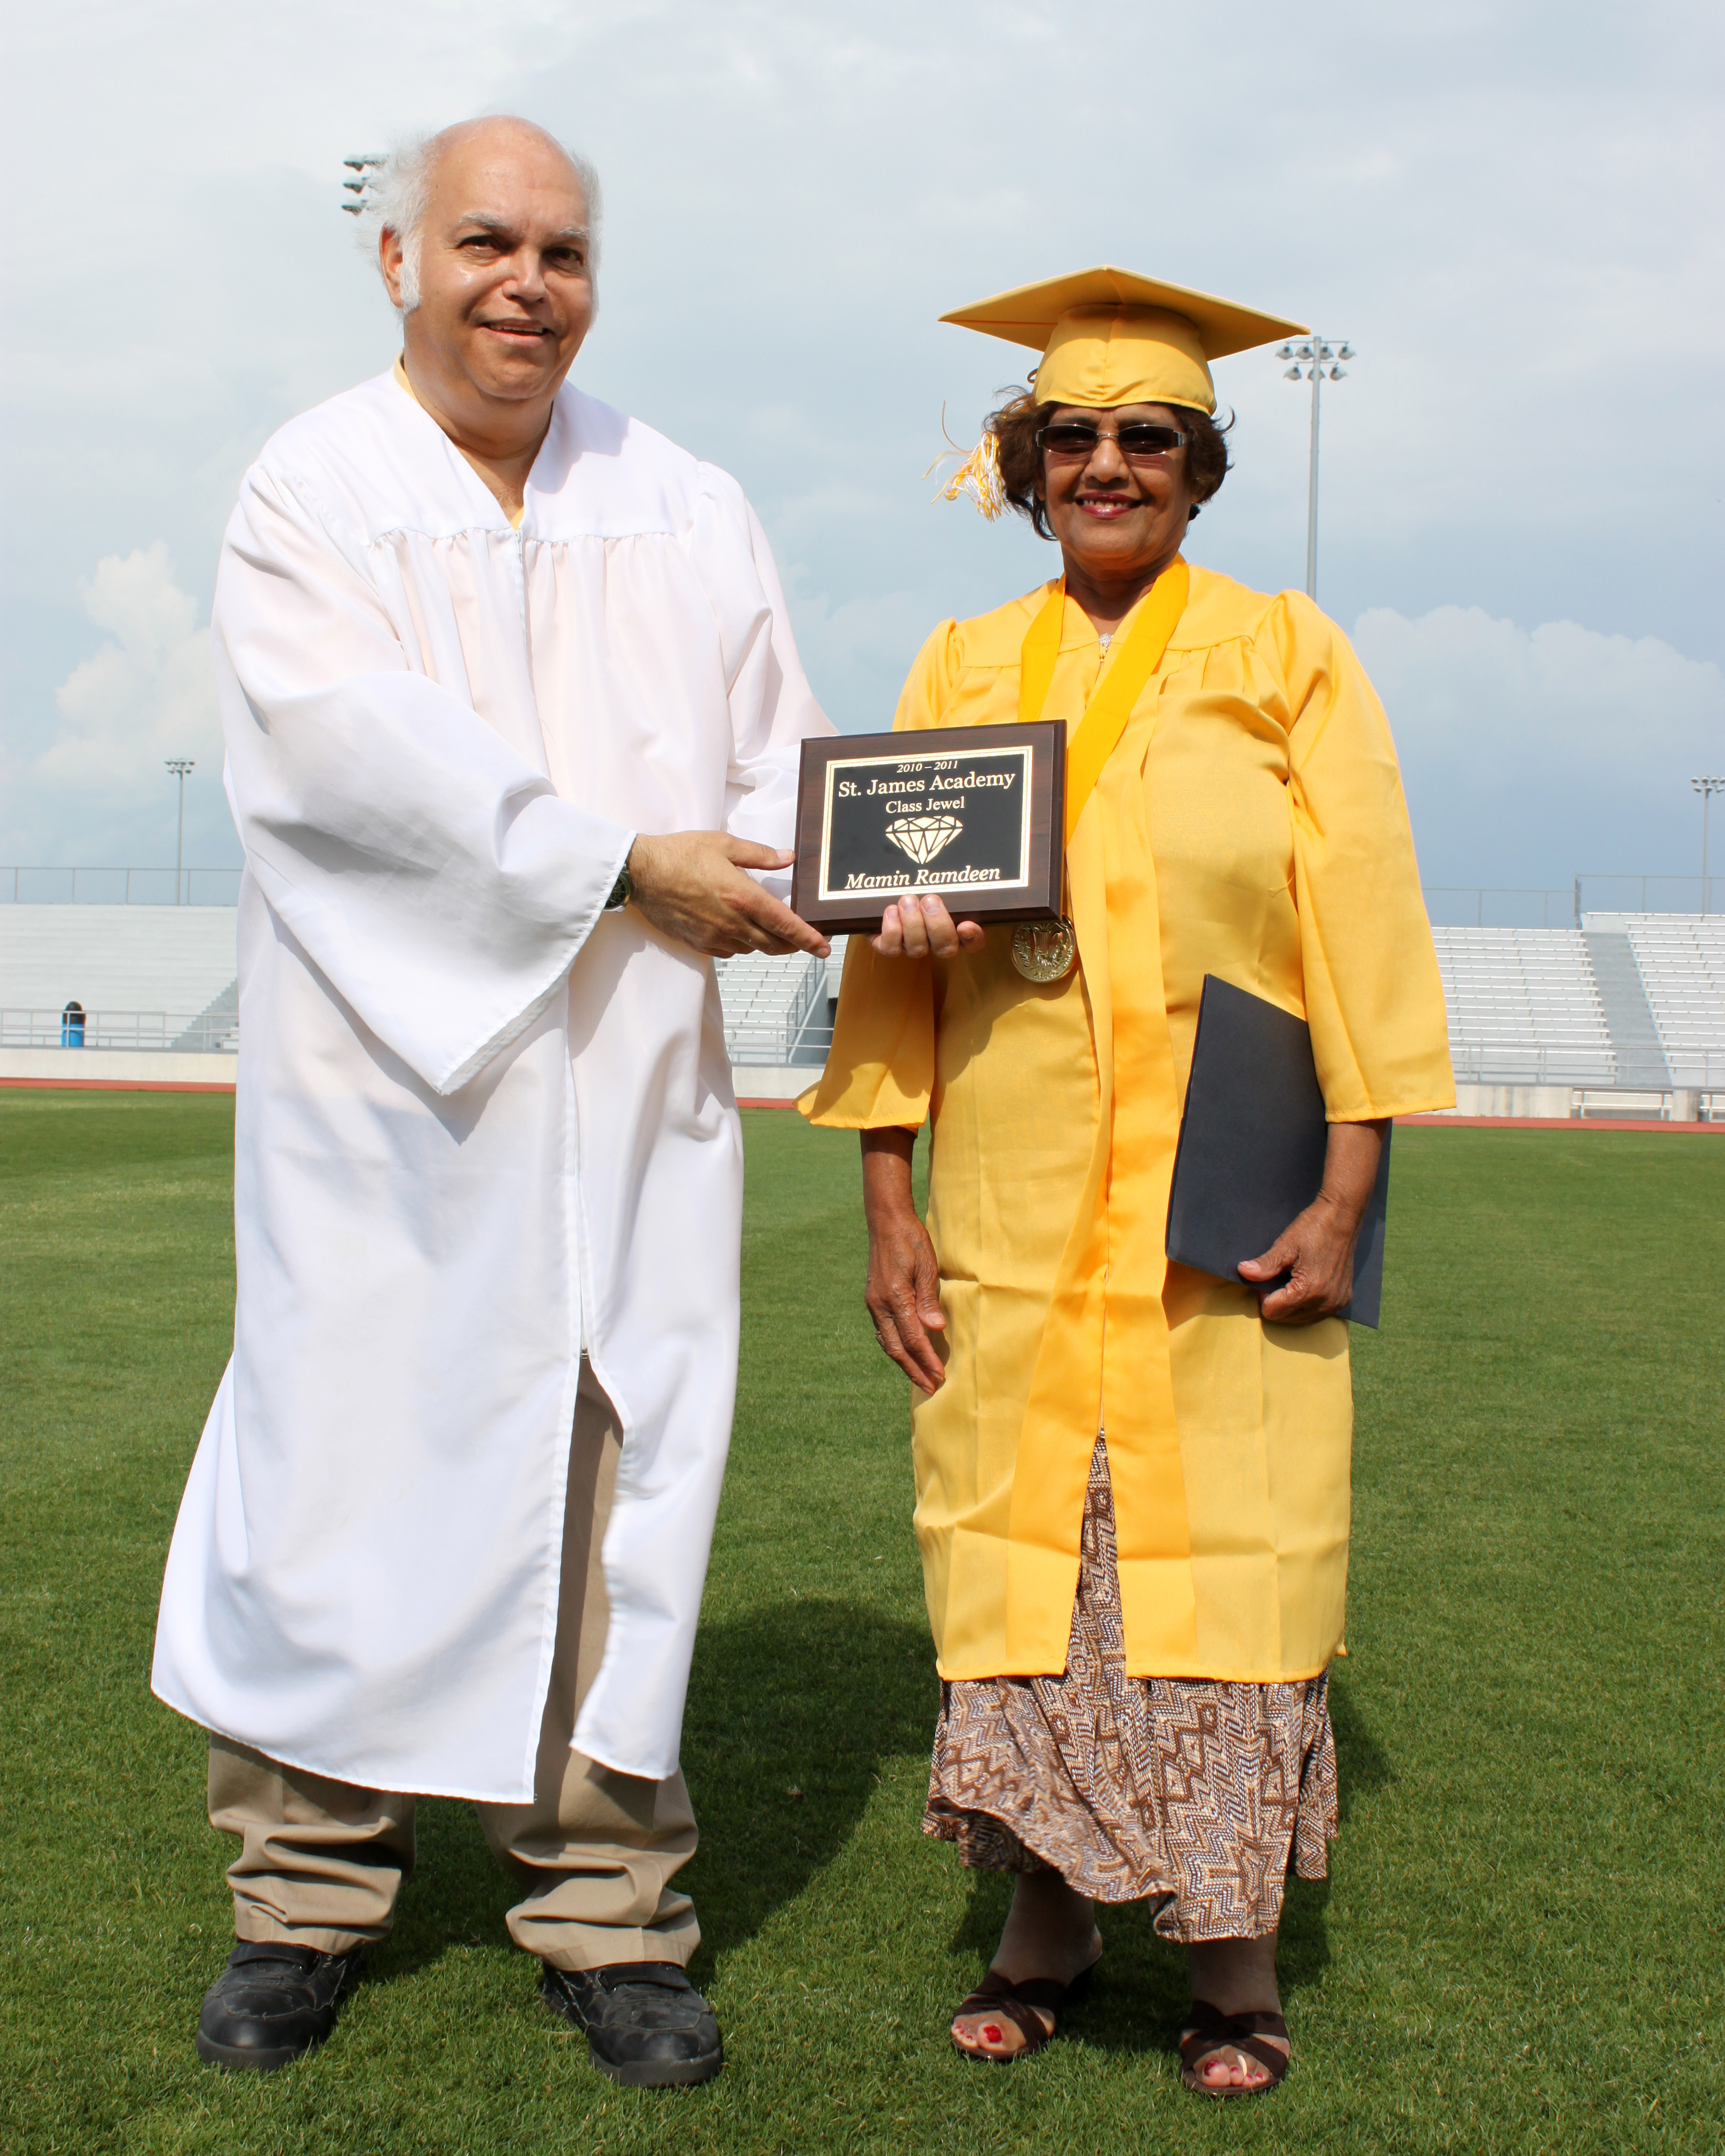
[[1036, 402, 1198, 590]]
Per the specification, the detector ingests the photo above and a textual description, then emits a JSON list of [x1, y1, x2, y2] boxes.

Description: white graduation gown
[[151, 369, 830, 1798]]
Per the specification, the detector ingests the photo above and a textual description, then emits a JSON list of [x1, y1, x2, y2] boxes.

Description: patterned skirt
[[923, 1436, 1338, 1942]]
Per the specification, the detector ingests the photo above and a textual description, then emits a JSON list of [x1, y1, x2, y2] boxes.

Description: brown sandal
[[1179, 1999, 1290, 2097], [951, 1964, 1093, 2063]]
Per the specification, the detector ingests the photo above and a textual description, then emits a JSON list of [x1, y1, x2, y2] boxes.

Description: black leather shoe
[[195, 1939, 365, 2070], [541, 1960, 723, 2086]]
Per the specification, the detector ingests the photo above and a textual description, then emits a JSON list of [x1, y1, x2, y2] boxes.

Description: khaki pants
[[207, 1361, 699, 1972]]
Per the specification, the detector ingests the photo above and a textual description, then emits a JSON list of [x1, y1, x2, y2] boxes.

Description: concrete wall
[[1447, 1082, 1715, 1121], [0, 1047, 236, 1085], [1450, 1084, 1580, 1118]]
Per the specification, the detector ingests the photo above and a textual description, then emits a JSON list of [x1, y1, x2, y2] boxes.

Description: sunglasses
[[1034, 421, 1190, 464]]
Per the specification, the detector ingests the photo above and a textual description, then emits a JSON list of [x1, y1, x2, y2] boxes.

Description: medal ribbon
[[1017, 560, 1191, 843]]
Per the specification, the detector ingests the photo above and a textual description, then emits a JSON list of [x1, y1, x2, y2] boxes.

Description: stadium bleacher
[[1590, 915, 1725, 1091], [3, 891, 1720, 1115], [0, 905, 239, 1051], [0, 904, 839, 1074], [712, 948, 832, 1068], [1432, 916, 1721, 1114], [1430, 928, 1615, 1091]]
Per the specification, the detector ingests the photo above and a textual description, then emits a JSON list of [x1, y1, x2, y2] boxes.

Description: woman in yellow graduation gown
[[802, 268, 1453, 2096]]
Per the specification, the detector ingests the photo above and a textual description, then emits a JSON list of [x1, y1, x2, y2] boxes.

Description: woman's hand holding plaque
[[868, 894, 986, 959]]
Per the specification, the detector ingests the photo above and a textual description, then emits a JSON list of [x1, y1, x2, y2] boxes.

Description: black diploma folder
[[1165, 975, 1391, 1329]]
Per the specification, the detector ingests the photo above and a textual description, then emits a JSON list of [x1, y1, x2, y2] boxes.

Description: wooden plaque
[[790, 721, 1068, 936]]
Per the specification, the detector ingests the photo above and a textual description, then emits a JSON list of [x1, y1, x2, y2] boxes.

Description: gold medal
[[1011, 917, 1078, 982]]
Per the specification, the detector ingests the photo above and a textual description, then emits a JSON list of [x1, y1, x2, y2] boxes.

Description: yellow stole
[[1019, 561, 1190, 841], [1001, 559, 1201, 1672]]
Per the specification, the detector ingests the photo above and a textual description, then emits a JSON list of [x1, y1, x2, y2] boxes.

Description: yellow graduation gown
[[802, 563, 1453, 1683]]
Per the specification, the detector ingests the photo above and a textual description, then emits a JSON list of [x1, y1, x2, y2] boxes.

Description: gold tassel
[[923, 404, 1008, 521]]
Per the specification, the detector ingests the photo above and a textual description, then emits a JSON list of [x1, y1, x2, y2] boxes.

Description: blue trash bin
[[61, 1000, 86, 1047]]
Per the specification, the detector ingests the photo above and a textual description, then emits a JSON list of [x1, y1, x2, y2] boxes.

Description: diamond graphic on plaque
[[885, 813, 965, 866]]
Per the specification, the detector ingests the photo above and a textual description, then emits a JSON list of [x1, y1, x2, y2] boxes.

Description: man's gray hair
[[354, 122, 603, 314]]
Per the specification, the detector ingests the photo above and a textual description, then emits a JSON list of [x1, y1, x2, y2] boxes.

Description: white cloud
[[1356, 605, 1724, 770], [1353, 604, 1725, 887], [785, 589, 941, 734], [37, 545, 221, 793]]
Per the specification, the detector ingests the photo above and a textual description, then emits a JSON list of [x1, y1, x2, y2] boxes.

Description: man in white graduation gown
[[151, 117, 832, 2086]]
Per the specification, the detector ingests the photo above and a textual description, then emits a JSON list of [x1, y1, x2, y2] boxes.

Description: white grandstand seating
[[714, 949, 830, 1066], [0, 902, 835, 1069], [0, 905, 239, 1051], [1429, 927, 1615, 1087], [1610, 916, 1725, 1089], [8, 895, 1713, 1105]]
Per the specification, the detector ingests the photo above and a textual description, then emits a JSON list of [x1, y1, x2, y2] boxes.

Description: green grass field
[[2, 1088, 1721, 2153]]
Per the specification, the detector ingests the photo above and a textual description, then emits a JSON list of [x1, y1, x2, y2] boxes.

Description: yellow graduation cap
[[940, 266, 1308, 415]]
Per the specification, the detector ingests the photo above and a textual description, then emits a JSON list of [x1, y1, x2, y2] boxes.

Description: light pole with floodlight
[[166, 760, 194, 904], [340, 154, 385, 216], [1277, 336, 1355, 601], [1694, 776, 1724, 916]]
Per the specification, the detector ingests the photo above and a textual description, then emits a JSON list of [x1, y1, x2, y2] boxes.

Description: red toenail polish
[[982, 2024, 1002, 2042]]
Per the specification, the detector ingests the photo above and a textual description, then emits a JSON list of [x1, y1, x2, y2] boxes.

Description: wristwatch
[[603, 861, 634, 912]]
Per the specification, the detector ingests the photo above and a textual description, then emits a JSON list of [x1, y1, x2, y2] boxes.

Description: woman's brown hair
[[987, 389, 1233, 541]]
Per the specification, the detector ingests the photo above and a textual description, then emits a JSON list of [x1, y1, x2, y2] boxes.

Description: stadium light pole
[[166, 760, 194, 904], [1695, 776, 1725, 915], [340, 154, 386, 216], [1276, 336, 1355, 601]]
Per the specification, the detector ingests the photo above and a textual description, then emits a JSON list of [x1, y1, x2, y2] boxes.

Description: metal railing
[[3, 997, 824, 1068], [1576, 873, 1717, 918], [1423, 886, 1574, 929], [1, 1008, 239, 1053], [4, 1004, 835, 1068], [1, 866, 243, 907], [1446, 1041, 1725, 1090], [6, 863, 1716, 924], [1447, 1043, 1615, 1086], [1449, 1039, 1613, 1087], [1423, 877, 1719, 928], [12, 998, 1722, 1100], [7, 858, 1707, 927]]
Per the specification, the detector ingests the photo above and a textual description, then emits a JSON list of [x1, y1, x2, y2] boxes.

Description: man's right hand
[[625, 833, 831, 958]]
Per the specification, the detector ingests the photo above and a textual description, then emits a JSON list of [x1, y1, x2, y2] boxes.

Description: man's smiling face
[[386, 119, 595, 412]]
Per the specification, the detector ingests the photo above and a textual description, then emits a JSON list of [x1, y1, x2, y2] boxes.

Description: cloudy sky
[[3, 0, 1721, 915]]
